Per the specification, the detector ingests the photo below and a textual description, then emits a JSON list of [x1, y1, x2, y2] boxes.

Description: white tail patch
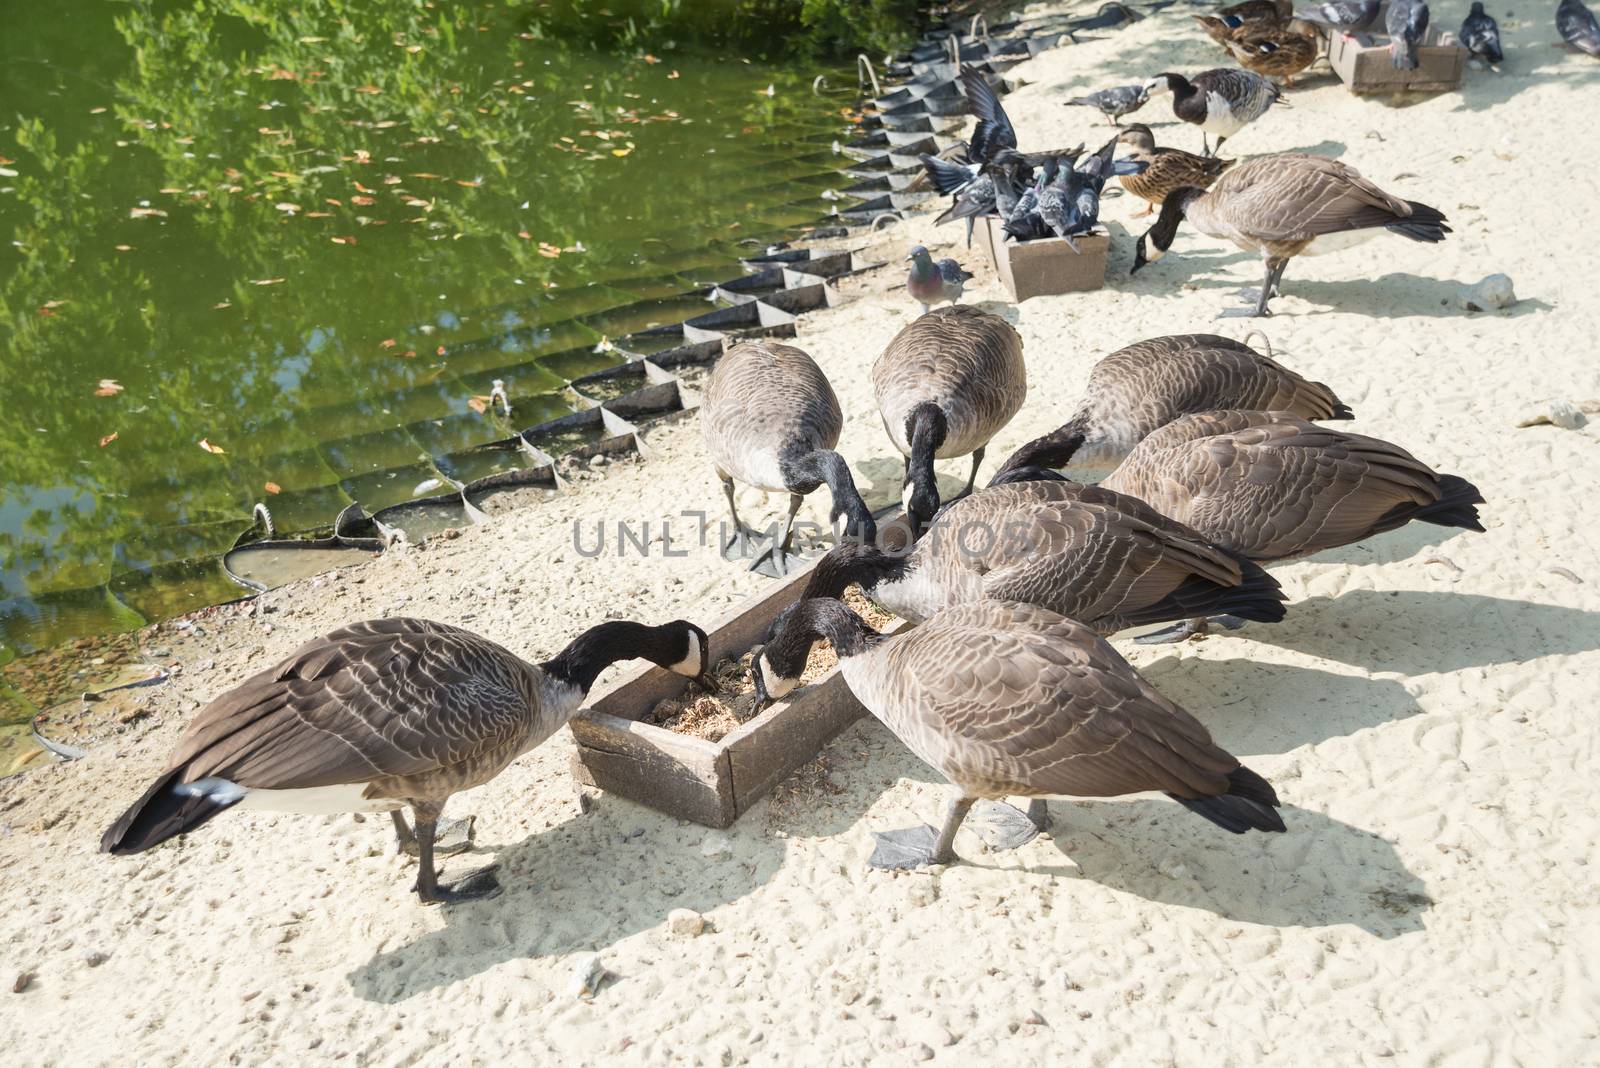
[[234, 782, 399, 815]]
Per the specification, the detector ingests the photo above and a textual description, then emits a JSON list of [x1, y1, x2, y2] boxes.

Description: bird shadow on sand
[[1450, 45, 1600, 112], [1308, 522, 1475, 568], [1244, 588, 1600, 675], [1048, 800, 1431, 937], [969, 299, 1019, 324], [345, 799, 788, 1003]]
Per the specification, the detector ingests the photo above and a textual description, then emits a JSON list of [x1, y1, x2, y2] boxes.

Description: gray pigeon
[[1387, 0, 1430, 69], [1558, 0, 1600, 54], [907, 246, 974, 314], [1460, 3, 1504, 64], [1293, 0, 1380, 31], [1065, 84, 1149, 125]]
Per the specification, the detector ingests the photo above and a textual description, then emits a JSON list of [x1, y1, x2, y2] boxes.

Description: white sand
[[4, 3, 1599, 1063]]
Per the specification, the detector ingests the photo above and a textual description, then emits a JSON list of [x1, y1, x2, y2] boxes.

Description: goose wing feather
[[702, 341, 844, 483], [1204, 155, 1416, 241], [866, 602, 1237, 799], [163, 618, 534, 789], [1102, 410, 1443, 559]]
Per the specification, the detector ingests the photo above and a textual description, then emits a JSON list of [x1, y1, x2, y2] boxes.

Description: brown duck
[[1224, 24, 1320, 84], [1115, 125, 1235, 216]]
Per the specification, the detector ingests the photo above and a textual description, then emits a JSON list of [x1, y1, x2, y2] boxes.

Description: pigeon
[[907, 246, 975, 314], [959, 68, 1017, 164], [1065, 84, 1150, 125], [926, 148, 1036, 246], [1558, 0, 1600, 54], [1293, 0, 1380, 32], [1387, 0, 1430, 69], [1460, 2, 1504, 64], [1002, 161, 1056, 242]]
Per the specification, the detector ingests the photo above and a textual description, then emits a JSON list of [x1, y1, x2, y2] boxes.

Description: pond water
[[0, 0, 863, 659]]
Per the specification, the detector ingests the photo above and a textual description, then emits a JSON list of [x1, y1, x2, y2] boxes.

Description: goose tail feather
[[100, 768, 239, 855], [1387, 201, 1451, 242], [1169, 766, 1285, 834], [1412, 474, 1486, 532]]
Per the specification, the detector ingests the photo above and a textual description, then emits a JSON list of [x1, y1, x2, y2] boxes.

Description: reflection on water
[[0, 0, 859, 654]]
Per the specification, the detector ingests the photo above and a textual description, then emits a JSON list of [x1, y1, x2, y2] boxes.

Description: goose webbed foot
[[747, 541, 798, 579], [1134, 617, 1212, 644], [415, 864, 502, 906], [867, 825, 946, 870], [1212, 614, 1248, 631], [720, 524, 764, 563], [970, 798, 1049, 851]]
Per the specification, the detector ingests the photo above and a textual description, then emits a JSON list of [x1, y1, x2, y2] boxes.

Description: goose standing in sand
[[873, 306, 1027, 530], [702, 341, 876, 575], [1558, 0, 1600, 54], [1114, 125, 1235, 216], [993, 333, 1351, 480], [752, 599, 1286, 869], [101, 616, 711, 904], [1143, 69, 1284, 156], [766, 478, 1285, 649], [1132, 153, 1451, 317]]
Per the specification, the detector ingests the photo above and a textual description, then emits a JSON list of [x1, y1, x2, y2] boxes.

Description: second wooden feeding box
[[1328, 27, 1466, 94], [974, 215, 1108, 301], [569, 528, 912, 827]]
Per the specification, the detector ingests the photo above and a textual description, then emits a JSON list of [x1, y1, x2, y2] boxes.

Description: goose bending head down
[[763, 478, 1285, 657], [1131, 153, 1452, 317], [101, 615, 710, 905], [701, 341, 876, 576], [992, 333, 1352, 481], [872, 306, 1027, 530], [754, 598, 1287, 869]]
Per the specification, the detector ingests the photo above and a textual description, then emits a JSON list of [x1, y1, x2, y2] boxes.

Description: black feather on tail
[[1330, 402, 1356, 419], [1387, 201, 1451, 242], [1117, 556, 1287, 629], [100, 769, 238, 855], [1412, 474, 1486, 532], [1169, 766, 1286, 834]]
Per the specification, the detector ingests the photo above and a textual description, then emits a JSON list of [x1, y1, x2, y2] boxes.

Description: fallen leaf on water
[[250, 277, 285, 285], [383, 175, 402, 185], [436, 345, 446, 356], [264, 481, 282, 494], [467, 396, 488, 413], [198, 438, 225, 454], [400, 349, 416, 358], [41, 299, 70, 309], [668, 70, 680, 79], [538, 242, 561, 258], [355, 84, 382, 95], [94, 379, 123, 396], [611, 147, 632, 157], [517, 230, 532, 240], [350, 194, 376, 206], [455, 177, 483, 187], [325, 197, 342, 206], [214, 301, 232, 309], [274, 202, 301, 214], [331, 235, 357, 244], [129, 207, 168, 218], [90, 106, 108, 114], [304, 211, 333, 218], [353, 180, 375, 193], [99, 432, 118, 448], [380, 338, 397, 349], [115, 244, 134, 251]]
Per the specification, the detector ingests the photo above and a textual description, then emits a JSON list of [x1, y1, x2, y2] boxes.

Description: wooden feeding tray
[[1328, 27, 1465, 94], [975, 216, 1108, 301], [569, 534, 912, 828]]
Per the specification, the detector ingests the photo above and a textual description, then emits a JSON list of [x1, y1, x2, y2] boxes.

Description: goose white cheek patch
[[669, 632, 703, 677], [756, 653, 800, 701]]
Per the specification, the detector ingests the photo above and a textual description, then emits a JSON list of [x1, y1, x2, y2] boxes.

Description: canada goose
[[874, 306, 1027, 530], [752, 598, 1286, 869], [907, 246, 974, 313], [1064, 83, 1150, 125], [1387, 0, 1430, 69], [1557, 0, 1600, 54], [702, 341, 876, 576], [101, 616, 711, 904], [993, 333, 1352, 480], [1223, 24, 1320, 83], [1131, 153, 1451, 317], [1460, 3, 1504, 64], [766, 478, 1285, 653], [1294, 0, 1381, 33], [1143, 69, 1284, 156], [1100, 409, 1486, 564], [1114, 125, 1235, 216]]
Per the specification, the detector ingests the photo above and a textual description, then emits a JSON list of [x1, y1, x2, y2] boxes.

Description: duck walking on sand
[[1114, 125, 1235, 216], [1461, 3, 1504, 64], [993, 333, 1352, 480], [1132, 153, 1451, 317], [907, 246, 974, 313], [101, 616, 711, 904], [1065, 83, 1150, 125], [1144, 69, 1284, 156], [1387, 0, 1431, 69], [752, 598, 1286, 870], [874, 306, 1027, 530], [701, 341, 876, 575], [1558, 0, 1600, 54]]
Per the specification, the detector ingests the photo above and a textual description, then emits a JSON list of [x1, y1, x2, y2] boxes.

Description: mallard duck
[[102, 616, 712, 904], [1194, 13, 1254, 50], [1225, 24, 1320, 83], [1132, 153, 1451, 316], [701, 341, 876, 575], [907, 246, 974, 313], [752, 598, 1287, 869], [993, 333, 1351, 479], [873, 306, 1027, 529], [1144, 68, 1284, 156], [1114, 125, 1235, 215], [1460, 3, 1504, 64], [1387, 0, 1431, 69]]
